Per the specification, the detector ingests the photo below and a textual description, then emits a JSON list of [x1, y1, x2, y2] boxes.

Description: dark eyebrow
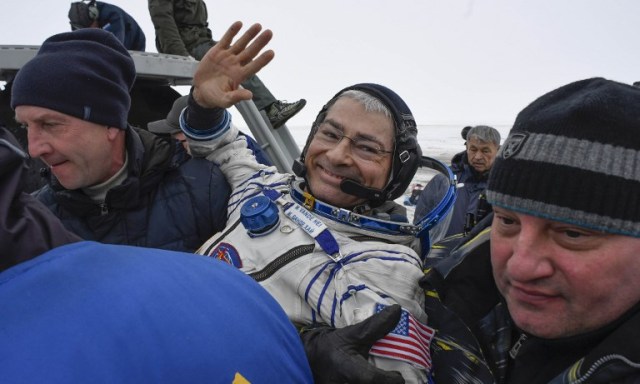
[[322, 118, 388, 146]]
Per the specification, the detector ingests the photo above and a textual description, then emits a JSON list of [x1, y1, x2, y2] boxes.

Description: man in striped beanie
[[418, 77, 640, 383]]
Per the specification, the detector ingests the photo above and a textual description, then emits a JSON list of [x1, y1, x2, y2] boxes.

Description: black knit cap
[[11, 28, 136, 130], [487, 77, 640, 238]]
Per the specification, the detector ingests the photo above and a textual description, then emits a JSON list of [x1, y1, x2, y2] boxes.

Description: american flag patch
[[369, 304, 435, 370]]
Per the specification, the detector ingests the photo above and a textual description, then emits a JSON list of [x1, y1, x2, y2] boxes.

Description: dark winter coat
[[446, 152, 489, 236], [33, 127, 229, 252], [0, 127, 80, 271], [96, 2, 146, 51], [421, 228, 640, 384]]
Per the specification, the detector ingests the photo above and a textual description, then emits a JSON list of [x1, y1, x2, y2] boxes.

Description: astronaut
[[182, 22, 454, 384]]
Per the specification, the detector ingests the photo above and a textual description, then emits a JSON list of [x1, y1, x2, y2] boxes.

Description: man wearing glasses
[[180, 22, 452, 384]]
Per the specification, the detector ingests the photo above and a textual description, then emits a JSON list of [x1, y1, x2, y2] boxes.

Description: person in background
[[0, 126, 312, 382], [147, 0, 306, 129], [11, 28, 230, 253], [415, 125, 500, 237], [147, 94, 273, 165], [68, 0, 146, 51]]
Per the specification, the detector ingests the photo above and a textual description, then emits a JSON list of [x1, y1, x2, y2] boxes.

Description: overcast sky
[[2, 0, 639, 128]]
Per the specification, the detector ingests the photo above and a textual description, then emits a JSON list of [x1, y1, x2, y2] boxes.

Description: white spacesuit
[[185, 84, 455, 384]]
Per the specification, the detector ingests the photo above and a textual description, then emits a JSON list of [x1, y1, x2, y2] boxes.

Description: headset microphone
[[339, 179, 384, 201]]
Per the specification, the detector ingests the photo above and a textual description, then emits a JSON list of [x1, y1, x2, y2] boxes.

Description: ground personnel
[[11, 29, 230, 252]]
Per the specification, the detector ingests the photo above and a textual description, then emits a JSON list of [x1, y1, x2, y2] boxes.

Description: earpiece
[[87, 0, 99, 21]]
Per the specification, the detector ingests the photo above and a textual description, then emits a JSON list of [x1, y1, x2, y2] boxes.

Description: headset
[[87, 0, 99, 21], [69, 0, 99, 30], [290, 155, 457, 261]]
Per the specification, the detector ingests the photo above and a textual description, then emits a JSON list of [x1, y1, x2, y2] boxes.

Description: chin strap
[[291, 159, 306, 178]]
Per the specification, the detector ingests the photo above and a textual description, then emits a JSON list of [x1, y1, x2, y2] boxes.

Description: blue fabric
[[0, 241, 312, 383], [446, 159, 487, 237], [33, 128, 230, 253], [241, 132, 273, 166], [96, 2, 146, 51]]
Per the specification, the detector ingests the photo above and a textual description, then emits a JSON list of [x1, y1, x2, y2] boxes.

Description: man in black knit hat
[[417, 77, 640, 383], [11, 28, 230, 253]]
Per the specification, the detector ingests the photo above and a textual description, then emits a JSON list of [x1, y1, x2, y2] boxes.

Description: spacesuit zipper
[[249, 244, 315, 282]]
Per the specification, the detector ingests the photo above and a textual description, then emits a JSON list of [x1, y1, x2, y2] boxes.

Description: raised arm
[[180, 22, 278, 187], [191, 21, 274, 109]]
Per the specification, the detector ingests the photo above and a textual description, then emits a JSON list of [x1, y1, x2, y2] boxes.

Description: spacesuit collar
[[290, 180, 419, 236]]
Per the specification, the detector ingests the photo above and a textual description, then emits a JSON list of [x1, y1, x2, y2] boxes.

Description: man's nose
[[27, 128, 51, 158], [507, 222, 555, 281]]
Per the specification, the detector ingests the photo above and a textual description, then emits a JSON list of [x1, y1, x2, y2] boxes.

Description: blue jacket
[[96, 2, 146, 51], [0, 241, 313, 383], [33, 127, 229, 253]]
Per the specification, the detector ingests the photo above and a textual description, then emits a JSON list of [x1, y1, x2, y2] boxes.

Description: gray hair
[[466, 125, 501, 146], [337, 90, 393, 121]]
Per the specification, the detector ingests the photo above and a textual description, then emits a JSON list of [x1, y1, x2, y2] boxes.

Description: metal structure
[[0, 45, 301, 173]]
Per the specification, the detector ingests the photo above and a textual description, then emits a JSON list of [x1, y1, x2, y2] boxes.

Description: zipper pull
[[509, 333, 528, 359], [100, 202, 109, 215]]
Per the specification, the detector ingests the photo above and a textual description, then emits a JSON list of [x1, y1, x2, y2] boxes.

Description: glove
[[300, 304, 405, 384]]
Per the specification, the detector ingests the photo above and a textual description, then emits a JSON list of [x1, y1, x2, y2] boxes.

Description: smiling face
[[16, 105, 126, 190], [303, 97, 394, 207], [491, 207, 640, 339]]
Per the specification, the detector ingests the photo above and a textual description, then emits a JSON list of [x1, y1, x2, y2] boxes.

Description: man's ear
[[106, 126, 125, 141]]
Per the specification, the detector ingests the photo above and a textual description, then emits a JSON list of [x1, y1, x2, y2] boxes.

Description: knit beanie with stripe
[[487, 77, 640, 238], [11, 28, 135, 130]]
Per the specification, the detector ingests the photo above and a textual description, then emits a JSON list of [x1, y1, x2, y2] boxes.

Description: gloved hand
[[300, 304, 405, 384]]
